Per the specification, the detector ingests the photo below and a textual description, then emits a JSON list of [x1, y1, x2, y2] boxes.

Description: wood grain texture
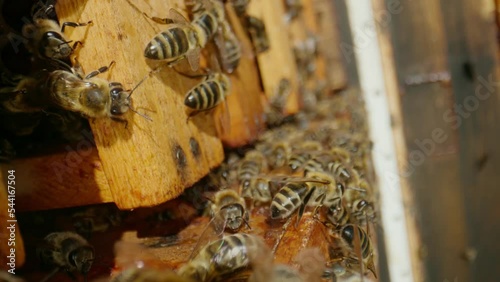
[[218, 2, 266, 147], [55, 0, 226, 209], [3, 146, 113, 212], [370, 0, 423, 281], [310, 0, 347, 91], [247, 0, 300, 115], [378, 1, 471, 281], [442, 0, 500, 280]]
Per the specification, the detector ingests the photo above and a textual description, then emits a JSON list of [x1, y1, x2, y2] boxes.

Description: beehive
[[0, 0, 384, 281]]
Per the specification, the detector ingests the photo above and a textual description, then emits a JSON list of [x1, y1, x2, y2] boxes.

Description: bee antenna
[[242, 217, 252, 230], [128, 107, 152, 122]]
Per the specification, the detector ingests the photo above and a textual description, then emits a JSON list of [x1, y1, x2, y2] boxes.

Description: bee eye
[[110, 106, 120, 115], [43, 31, 63, 40]]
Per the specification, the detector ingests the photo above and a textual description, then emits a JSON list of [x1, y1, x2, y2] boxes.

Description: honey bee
[[270, 177, 331, 224], [184, 71, 231, 115], [268, 141, 291, 168], [229, 0, 250, 17], [178, 233, 268, 282], [237, 150, 268, 189], [144, 4, 221, 71], [288, 141, 323, 172], [22, 1, 92, 61], [0, 61, 150, 121], [214, 20, 241, 74], [335, 224, 377, 278], [36, 231, 94, 282], [209, 189, 250, 232], [293, 35, 318, 82], [72, 204, 123, 238], [284, 0, 303, 22], [240, 176, 275, 207], [245, 16, 270, 54], [324, 197, 350, 228]]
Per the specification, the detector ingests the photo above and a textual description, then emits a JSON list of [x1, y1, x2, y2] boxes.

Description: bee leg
[[295, 186, 317, 227], [39, 267, 60, 282], [111, 117, 129, 128], [61, 20, 93, 33], [143, 13, 175, 24], [85, 61, 116, 79]]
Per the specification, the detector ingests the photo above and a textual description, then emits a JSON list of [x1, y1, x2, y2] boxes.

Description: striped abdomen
[[144, 25, 192, 60], [340, 224, 371, 259], [184, 79, 223, 110], [288, 151, 311, 172], [200, 234, 261, 278], [270, 182, 309, 219], [192, 11, 218, 46]]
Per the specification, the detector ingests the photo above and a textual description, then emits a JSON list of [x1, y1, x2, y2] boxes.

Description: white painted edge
[[344, 1, 414, 281]]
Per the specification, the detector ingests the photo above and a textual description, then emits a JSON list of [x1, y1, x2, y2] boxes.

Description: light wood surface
[[247, 0, 300, 115]]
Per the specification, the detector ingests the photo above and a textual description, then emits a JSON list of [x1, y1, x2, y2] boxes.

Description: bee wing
[[188, 216, 224, 260], [168, 8, 190, 24], [185, 48, 201, 72]]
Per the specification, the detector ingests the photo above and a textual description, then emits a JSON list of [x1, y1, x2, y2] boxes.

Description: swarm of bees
[[7, 0, 380, 281]]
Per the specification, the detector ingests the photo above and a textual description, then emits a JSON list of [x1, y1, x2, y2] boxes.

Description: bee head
[[69, 245, 95, 274], [340, 224, 355, 245], [222, 204, 247, 231], [109, 83, 131, 116], [40, 31, 72, 59]]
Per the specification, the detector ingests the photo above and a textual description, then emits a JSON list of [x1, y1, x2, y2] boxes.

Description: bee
[[268, 141, 291, 168], [36, 231, 94, 282], [209, 189, 250, 232], [335, 224, 377, 278], [184, 71, 231, 115], [240, 176, 275, 207], [288, 141, 323, 172], [324, 197, 350, 228], [265, 78, 292, 127], [214, 20, 241, 74], [229, 0, 250, 17], [22, 1, 92, 61], [178, 233, 268, 282], [245, 16, 270, 54], [0, 60, 150, 121], [284, 0, 303, 22], [293, 35, 318, 82], [344, 180, 376, 224], [72, 205, 123, 238], [144, 4, 221, 71], [269, 177, 331, 224], [237, 150, 268, 190]]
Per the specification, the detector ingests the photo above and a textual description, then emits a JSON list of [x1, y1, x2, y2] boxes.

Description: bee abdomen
[[184, 80, 221, 110], [270, 183, 307, 219], [144, 27, 190, 60], [193, 12, 218, 40]]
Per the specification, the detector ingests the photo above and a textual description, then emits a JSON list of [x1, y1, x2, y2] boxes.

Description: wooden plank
[[219, 2, 266, 147], [370, 1, 422, 281], [0, 169, 25, 269], [332, 0, 360, 88], [311, 0, 348, 91], [247, 0, 300, 114], [442, 0, 500, 280], [376, 0, 470, 281], [3, 146, 113, 212], [55, 0, 226, 209]]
